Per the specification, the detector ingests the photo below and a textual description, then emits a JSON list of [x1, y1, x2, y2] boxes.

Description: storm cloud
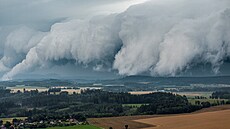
[[1, 0, 230, 80]]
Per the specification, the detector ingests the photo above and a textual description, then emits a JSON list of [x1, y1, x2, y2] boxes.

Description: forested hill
[[0, 89, 202, 119]]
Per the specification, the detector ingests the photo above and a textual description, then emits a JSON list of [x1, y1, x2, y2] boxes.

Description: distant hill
[[100, 75, 230, 86], [1, 76, 230, 87]]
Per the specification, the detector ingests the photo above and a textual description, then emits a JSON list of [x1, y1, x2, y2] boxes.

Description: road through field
[[135, 109, 230, 129]]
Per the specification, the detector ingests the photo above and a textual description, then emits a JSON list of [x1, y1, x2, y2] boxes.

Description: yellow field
[[129, 91, 157, 95], [1, 117, 27, 124], [135, 109, 230, 129], [6, 86, 101, 94], [7, 86, 48, 93]]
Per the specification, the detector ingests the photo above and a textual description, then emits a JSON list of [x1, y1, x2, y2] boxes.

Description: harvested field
[[88, 115, 158, 129], [89, 105, 230, 129], [135, 109, 230, 129], [1, 117, 27, 124], [7, 86, 48, 93], [129, 91, 156, 95]]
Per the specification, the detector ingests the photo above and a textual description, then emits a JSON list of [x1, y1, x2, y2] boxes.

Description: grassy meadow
[[175, 92, 213, 98], [43, 125, 101, 129], [188, 98, 228, 105]]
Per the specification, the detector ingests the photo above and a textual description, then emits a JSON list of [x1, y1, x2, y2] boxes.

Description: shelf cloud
[[0, 0, 230, 80]]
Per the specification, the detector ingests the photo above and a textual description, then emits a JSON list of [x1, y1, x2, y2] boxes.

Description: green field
[[0, 118, 101, 129], [44, 125, 101, 129], [175, 92, 213, 98], [188, 98, 228, 105]]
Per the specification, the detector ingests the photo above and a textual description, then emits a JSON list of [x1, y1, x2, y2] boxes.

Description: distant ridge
[[112, 75, 230, 86]]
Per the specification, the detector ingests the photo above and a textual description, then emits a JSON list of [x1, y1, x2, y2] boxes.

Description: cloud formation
[[1, 0, 230, 80]]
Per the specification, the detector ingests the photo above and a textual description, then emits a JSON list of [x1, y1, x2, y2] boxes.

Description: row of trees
[[212, 91, 230, 99]]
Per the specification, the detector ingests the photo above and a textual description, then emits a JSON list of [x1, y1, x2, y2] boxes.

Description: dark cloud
[[0, 0, 145, 26], [1, 0, 230, 80]]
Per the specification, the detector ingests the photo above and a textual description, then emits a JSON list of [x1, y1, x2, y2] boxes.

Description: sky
[[0, 0, 230, 80]]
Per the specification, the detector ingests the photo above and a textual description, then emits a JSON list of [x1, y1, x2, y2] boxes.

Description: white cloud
[[1, 0, 230, 80]]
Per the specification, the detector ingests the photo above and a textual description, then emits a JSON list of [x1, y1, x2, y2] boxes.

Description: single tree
[[5, 121, 11, 128], [0, 120, 3, 126]]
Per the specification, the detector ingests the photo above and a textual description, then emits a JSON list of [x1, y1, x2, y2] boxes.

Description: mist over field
[[0, 0, 230, 80]]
